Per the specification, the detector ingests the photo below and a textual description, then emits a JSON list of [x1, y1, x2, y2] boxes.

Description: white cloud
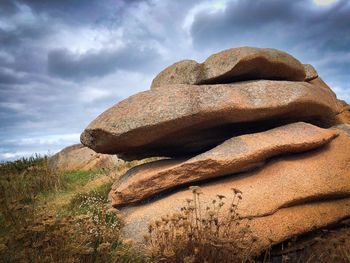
[[48, 26, 125, 54], [0, 133, 81, 161], [82, 70, 153, 99], [0, 102, 26, 112], [183, 0, 230, 32], [3, 133, 80, 146], [80, 88, 112, 103], [0, 151, 48, 160], [0, 51, 14, 63], [313, 0, 338, 6], [331, 85, 350, 102]]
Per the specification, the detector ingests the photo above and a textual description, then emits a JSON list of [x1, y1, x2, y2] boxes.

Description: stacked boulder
[[81, 47, 350, 255], [48, 144, 122, 172]]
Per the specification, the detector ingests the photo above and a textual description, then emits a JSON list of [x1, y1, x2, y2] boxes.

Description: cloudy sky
[[0, 0, 349, 161]]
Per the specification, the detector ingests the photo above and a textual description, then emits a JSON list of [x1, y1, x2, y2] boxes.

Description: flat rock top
[[151, 47, 306, 89], [81, 80, 339, 160]]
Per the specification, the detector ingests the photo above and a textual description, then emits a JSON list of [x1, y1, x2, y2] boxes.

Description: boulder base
[[119, 131, 350, 251]]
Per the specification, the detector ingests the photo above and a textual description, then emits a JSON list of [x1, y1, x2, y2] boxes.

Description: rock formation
[[48, 144, 122, 171], [81, 46, 350, 256]]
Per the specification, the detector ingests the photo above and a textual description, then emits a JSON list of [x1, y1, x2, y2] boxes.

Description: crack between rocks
[[239, 193, 350, 220]]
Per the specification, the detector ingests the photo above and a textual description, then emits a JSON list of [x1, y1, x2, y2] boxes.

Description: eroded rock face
[[110, 122, 338, 206], [48, 144, 121, 172], [151, 47, 306, 89], [119, 131, 350, 245], [81, 80, 339, 161]]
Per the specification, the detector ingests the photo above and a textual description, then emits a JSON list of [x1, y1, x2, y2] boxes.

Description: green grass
[[60, 170, 99, 189]]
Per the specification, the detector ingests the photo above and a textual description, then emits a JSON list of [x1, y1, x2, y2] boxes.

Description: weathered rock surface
[[246, 198, 350, 255], [309, 77, 338, 99], [150, 60, 202, 89], [81, 80, 340, 160], [335, 102, 350, 124], [111, 122, 338, 206], [303, 64, 318, 81], [48, 144, 122, 171], [333, 124, 350, 136], [151, 47, 305, 89], [119, 131, 350, 244]]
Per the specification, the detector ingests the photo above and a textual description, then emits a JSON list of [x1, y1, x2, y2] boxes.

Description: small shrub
[[145, 186, 257, 263]]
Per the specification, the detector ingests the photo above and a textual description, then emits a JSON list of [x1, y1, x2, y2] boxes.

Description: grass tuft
[[145, 186, 256, 263]]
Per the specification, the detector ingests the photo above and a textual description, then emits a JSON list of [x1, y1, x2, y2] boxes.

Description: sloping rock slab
[[81, 80, 340, 160], [151, 47, 305, 89], [48, 144, 121, 171], [119, 131, 350, 244], [111, 122, 338, 206]]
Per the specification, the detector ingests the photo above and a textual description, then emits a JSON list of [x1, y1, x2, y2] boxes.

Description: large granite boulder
[[151, 47, 306, 89], [110, 122, 338, 206], [48, 144, 122, 172], [81, 80, 340, 161], [80, 46, 349, 256]]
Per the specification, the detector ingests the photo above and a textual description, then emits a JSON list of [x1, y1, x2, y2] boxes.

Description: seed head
[[231, 188, 242, 195]]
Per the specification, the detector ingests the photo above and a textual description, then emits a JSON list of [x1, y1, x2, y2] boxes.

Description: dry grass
[[1, 156, 350, 263], [0, 156, 148, 263], [264, 220, 350, 263], [145, 186, 257, 263]]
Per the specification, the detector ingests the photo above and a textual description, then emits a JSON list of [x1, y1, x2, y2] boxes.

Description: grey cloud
[[0, 68, 25, 84], [47, 46, 160, 80], [3, 0, 145, 26], [190, 0, 350, 53], [0, 1, 17, 15]]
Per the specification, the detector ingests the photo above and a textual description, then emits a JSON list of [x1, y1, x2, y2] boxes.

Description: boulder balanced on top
[[81, 46, 350, 255]]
